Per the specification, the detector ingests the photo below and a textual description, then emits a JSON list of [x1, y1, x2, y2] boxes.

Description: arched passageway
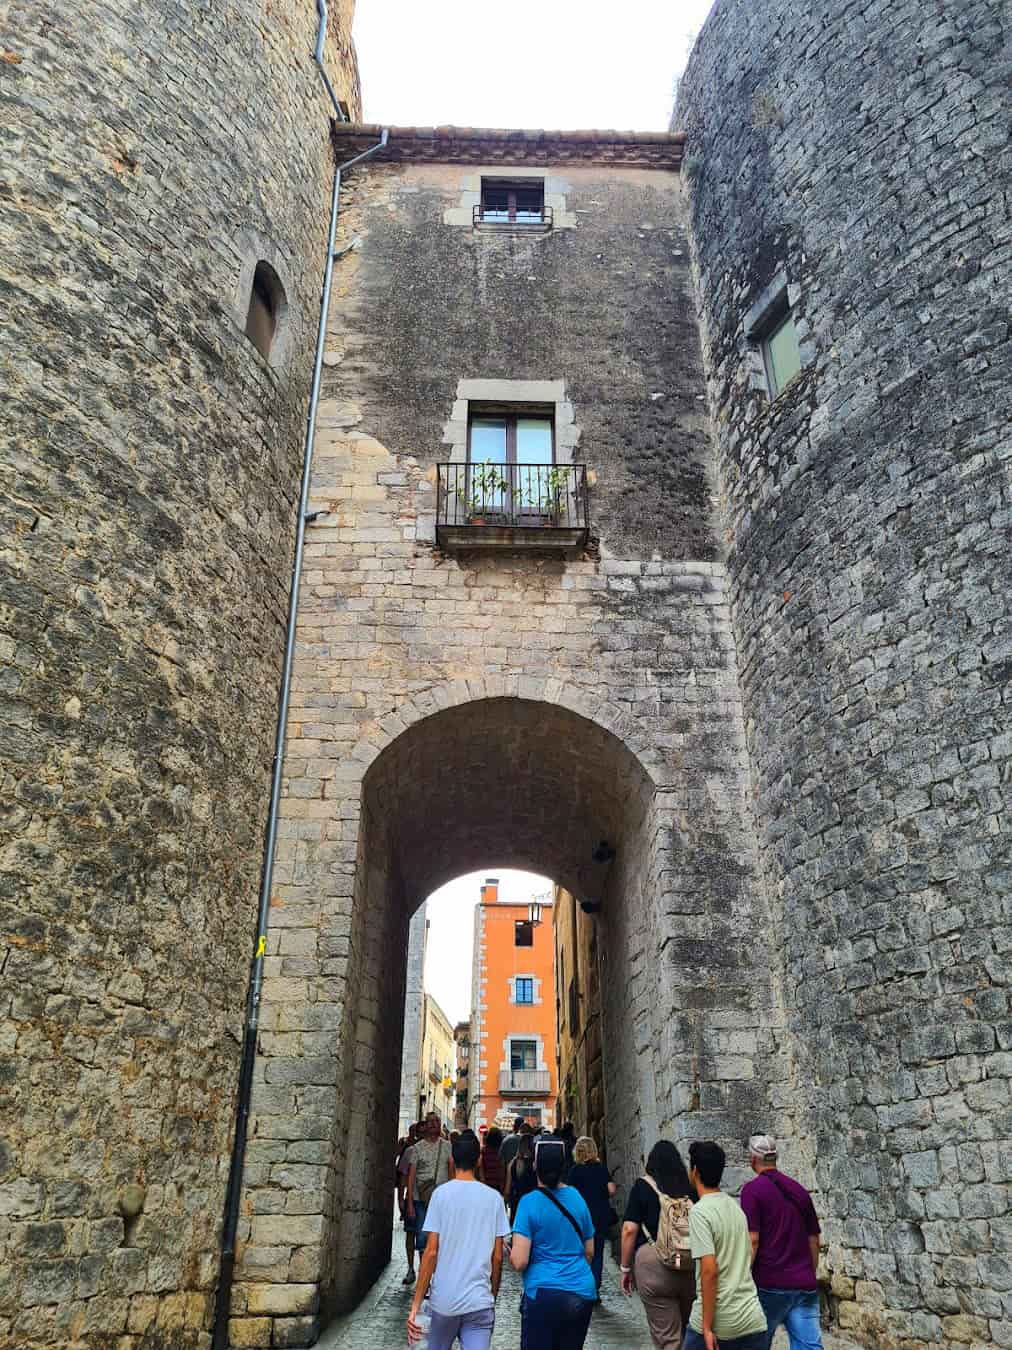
[[234, 694, 775, 1344], [335, 698, 657, 1310]]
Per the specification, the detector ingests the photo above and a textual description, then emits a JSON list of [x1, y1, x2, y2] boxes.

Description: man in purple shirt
[[739, 1135, 823, 1349]]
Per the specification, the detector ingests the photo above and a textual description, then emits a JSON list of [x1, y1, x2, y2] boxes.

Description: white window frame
[[508, 973, 542, 1005]]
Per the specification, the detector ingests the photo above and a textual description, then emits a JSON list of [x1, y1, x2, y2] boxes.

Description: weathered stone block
[[245, 1283, 319, 1315]]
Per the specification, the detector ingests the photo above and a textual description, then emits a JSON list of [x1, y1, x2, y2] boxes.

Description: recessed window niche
[[245, 261, 286, 360]]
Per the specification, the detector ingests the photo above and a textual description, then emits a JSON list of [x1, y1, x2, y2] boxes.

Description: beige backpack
[[641, 1174, 693, 1270]]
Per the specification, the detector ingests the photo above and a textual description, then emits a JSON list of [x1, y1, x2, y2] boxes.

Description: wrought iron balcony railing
[[436, 462, 589, 552], [499, 1069, 552, 1094], [473, 203, 554, 232]]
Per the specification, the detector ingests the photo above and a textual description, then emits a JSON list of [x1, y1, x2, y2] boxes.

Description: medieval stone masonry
[[1, 0, 1009, 1348], [230, 131, 771, 1345], [0, 1, 360, 1346], [678, 1, 1011, 1345]]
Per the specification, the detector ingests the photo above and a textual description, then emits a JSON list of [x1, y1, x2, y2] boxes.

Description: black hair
[[453, 1130, 481, 1171], [514, 1115, 525, 1131], [689, 1140, 726, 1189], [561, 1121, 576, 1143], [516, 1132, 535, 1163], [645, 1140, 694, 1199], [534, 1138, 567, 1189], [485, 1127, 504, 1149]]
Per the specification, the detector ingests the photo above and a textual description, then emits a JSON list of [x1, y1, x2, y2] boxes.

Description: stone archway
[[230, 692, 776, 1346]]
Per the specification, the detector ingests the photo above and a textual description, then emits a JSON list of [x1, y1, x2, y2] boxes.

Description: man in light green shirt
[[683, 1141, 768, 1350]]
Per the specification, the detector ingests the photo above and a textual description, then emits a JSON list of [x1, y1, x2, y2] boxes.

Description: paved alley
[[316, 1240, 861, 1350]]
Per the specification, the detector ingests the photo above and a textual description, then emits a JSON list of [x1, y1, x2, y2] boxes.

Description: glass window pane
[[470, 418, 507, 462], [516, 418, 552, 463], [511, 1040, 536, 1070], [481, 183, 510, 222], [515, 419, 554, 511], [514, 188, 544, 222], [766, 314, 802, 395]]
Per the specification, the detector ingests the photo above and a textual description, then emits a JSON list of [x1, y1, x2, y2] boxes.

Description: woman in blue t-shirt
[[510, 1139, 596, 1350]]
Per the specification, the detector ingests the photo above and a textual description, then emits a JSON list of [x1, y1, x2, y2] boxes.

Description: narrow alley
[[317, 1242, 862, 1350]]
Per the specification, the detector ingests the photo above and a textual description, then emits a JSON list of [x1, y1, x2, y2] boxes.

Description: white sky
[[423, 869, 551, 1024], [354, 0, 715, 133]]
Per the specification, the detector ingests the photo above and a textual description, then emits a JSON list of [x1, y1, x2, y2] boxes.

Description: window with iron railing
[[474, 178, 551, 230], [436, 406, 589, 548]]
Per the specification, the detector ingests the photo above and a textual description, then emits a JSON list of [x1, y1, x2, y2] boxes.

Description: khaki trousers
[[635, 1243, 696, 1350]]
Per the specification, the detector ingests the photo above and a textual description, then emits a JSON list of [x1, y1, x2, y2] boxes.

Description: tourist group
[[394, 1115, 824, 1350]]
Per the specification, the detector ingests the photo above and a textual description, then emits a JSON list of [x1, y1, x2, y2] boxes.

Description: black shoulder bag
[[539, 1187, 588, 1250], [762, 1170, 809, 1218]]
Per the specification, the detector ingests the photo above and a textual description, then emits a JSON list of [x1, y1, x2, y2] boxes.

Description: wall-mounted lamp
[[592, 840, 615, 864], [528, 900, 543, 926]]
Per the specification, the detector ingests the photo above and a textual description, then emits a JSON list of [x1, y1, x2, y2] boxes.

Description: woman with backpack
[[504, 1128, 538, 1223], [510, 1138, 597, 1350], [620, 1140, 695, 1349]]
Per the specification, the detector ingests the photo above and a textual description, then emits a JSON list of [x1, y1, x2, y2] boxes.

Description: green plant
[[457, 461, 509, 516], [543, 466, 571, 518]]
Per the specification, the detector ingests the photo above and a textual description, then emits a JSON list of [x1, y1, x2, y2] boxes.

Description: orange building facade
[[468, 879, 557, 1131]]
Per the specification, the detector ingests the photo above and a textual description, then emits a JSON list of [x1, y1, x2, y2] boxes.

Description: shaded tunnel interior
[[320, 697, 658, 1315]]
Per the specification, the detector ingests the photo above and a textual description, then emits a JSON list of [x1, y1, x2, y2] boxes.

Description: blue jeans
[[521, 1289, 595, 1350], [428, 1305, 495, 1350], [684, 1329, 768, 1350], [757, 1288, 823, 1349], [409, 1200, 428, 1245]]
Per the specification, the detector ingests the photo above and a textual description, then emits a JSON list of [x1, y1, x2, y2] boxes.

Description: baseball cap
[[748, 1134, 778, 1161]]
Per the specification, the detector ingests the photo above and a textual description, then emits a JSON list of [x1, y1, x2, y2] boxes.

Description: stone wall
[[397, 905, 428, 1135], [553, 887, 606, 1149], [678, 1, 1011, 1345], [228, 153, 778, 1345], [0, 3, 359, 1346]]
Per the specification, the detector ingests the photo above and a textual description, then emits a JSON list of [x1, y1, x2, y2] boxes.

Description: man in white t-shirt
[[407, 1131, 511, 1350]]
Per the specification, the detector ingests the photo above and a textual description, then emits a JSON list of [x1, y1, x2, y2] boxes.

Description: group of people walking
[[396, 1120, 824, 1350]]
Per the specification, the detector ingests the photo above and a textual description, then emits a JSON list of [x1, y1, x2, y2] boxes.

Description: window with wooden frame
[[568, 979, 580, 1033], [479, 178, 545, 224], [514, 976, 534, 1004], [466, 405, 555, 520]]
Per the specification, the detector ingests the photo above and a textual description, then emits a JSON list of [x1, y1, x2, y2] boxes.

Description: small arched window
[[245, 261, 285, 360]]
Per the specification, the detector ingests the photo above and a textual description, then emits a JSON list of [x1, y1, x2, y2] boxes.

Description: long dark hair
[[515, 1132, 535, 1173], [645, 1140, 693, 1199], [535, 1139, 567, 1190]]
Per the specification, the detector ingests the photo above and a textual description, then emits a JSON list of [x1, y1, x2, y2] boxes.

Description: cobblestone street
[[316, 1235, 861, 1350], [318, 1244, 651, 1350]]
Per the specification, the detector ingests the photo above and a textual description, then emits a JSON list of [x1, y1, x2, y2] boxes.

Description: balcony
[[436, 463, 589, 553], [499, 1069, 551, 1095], [473, 203, 554, 233]]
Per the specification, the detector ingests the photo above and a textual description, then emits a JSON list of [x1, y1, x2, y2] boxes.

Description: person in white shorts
[[407, 1130, 511, 1350]]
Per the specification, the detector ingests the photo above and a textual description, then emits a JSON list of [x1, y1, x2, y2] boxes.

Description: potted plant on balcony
[[542, 466, 571, 525], [457, 461, 510, 524]]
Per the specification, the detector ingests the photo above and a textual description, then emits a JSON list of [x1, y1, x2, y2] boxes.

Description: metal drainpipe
[[211, 7, 387, 1346]]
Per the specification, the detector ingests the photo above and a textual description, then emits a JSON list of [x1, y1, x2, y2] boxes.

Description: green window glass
[[764, 312, 802, 397]]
